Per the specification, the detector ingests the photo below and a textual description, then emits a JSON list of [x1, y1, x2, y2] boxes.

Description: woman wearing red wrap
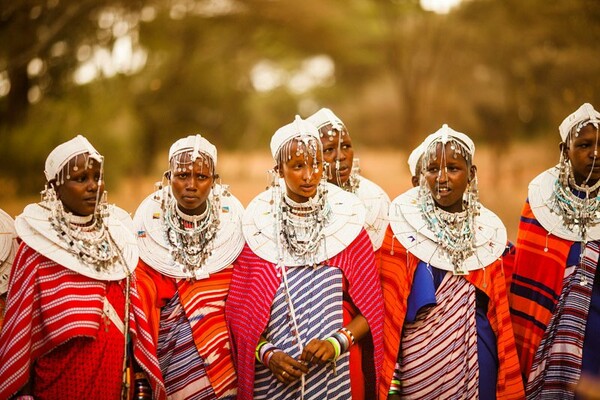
[[379, 125, 524, 400], [0, 135, 166, 400], [134, 134, 244, 399], [509, 103, 600, 399], [226, 116, 384, 400]]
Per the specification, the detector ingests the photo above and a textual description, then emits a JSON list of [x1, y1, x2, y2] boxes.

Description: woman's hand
[[268, 350, 309, 384], [300, 338, 336, 365]]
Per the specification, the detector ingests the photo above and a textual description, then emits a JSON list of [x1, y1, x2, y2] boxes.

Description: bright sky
[[421, 0, 462, 13]]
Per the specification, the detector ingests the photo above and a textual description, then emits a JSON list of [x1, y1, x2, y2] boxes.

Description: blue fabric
[[582, 246, 600, 376], [405, 261, 437, 322], [406, 263, 498, 399], [476, 289, 498, 400]]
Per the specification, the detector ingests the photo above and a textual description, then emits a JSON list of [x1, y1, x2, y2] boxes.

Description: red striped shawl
[[379, 226, 524, 400], [508, 200, 573, 378], [225, 229, 384, 400], [0, 243, 166, 399]]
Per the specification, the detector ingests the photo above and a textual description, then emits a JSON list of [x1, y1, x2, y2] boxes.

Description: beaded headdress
[[417, 124, 479, 275], [169, 134, 217, 173], [44, 135, 103, 185], [271, 115, 320, 161], [558, 103, 600, 143]]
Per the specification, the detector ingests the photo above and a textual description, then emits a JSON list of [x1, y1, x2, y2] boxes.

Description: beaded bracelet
[[332, 331, 349, 354], [389, 378, 401, 393], [339, 327, 355, 346], [259, 343, 276, 363], [325, 336, 341, 360], [263, 348, 282, 367], [255, 340, 269, 362]]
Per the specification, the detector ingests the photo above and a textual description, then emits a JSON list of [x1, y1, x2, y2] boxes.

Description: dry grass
[[1, 138, 558, 243]]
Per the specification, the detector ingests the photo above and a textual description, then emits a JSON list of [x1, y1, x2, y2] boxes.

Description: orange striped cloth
[[379, 226, 525, 400], [508, 200, 573, 378], [136, 261, 237, 399]]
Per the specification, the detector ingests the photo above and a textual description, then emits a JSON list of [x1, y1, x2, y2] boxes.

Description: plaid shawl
[[379, 226, 524, 400], [509, 199, 573, 378], [225, 229, 383, 400]]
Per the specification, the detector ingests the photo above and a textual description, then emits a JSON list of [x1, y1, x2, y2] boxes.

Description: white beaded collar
[[388, 187, 507, 273], [243, 182, 366, 266], [134, 185, 245, 280], [15, 204, 138, 281], [528, 166, 600, 242]]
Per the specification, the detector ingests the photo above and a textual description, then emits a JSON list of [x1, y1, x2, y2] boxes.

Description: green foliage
[[1, 0, 600, 196]]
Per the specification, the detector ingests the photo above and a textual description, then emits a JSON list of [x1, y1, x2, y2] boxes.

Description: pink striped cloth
[[0, 243, 166, 399], [225, 230, 383, 400], [526, 241, 599, 398], [399, 274, 479, 399]]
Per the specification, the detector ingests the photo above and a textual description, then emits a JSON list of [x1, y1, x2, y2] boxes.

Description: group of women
[[0, 103, 598, 400]]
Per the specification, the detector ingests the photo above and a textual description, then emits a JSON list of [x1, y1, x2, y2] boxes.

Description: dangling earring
[[268, 168, 281, 206], [465, 175, 481, 217], [97, 191, 110, 220], [558, 150, 571, 188], [211, 177, 223, 217], [41, 184, 59, 205]]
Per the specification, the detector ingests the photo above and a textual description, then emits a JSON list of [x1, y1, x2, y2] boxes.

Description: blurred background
[[1, 0, 599, 241]]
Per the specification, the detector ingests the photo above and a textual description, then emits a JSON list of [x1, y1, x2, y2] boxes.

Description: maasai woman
[[134, 134, 244, 399], [226, 116, 383, 400], [0, 135, 166, 400], [306, 108, 390, 251], [509, 103, 600, 399], [0, 208, 18, 333], [379, 125, 524, 400]]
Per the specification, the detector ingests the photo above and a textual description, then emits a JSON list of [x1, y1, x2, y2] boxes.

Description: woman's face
[[170, 154, 215, 215], [279, 140, 324, 203], [56, 154, 104, 216], [320, 129, 354, 186], [566, 124, 600, 187], [423, 142, 474, 213]]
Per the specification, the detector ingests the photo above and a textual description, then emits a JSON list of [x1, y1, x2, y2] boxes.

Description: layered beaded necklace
[[279, 187, 331, 266], [419, 189, 475, 275], [551, 178, 600, 238], [45, 187, 120, 273], [163, 195, 220, 276]]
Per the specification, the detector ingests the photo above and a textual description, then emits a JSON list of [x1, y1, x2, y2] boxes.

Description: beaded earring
[[464, 174, 481, 218]]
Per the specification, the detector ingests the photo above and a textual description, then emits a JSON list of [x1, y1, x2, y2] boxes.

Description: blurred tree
[[2, 0, 600, 196]]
